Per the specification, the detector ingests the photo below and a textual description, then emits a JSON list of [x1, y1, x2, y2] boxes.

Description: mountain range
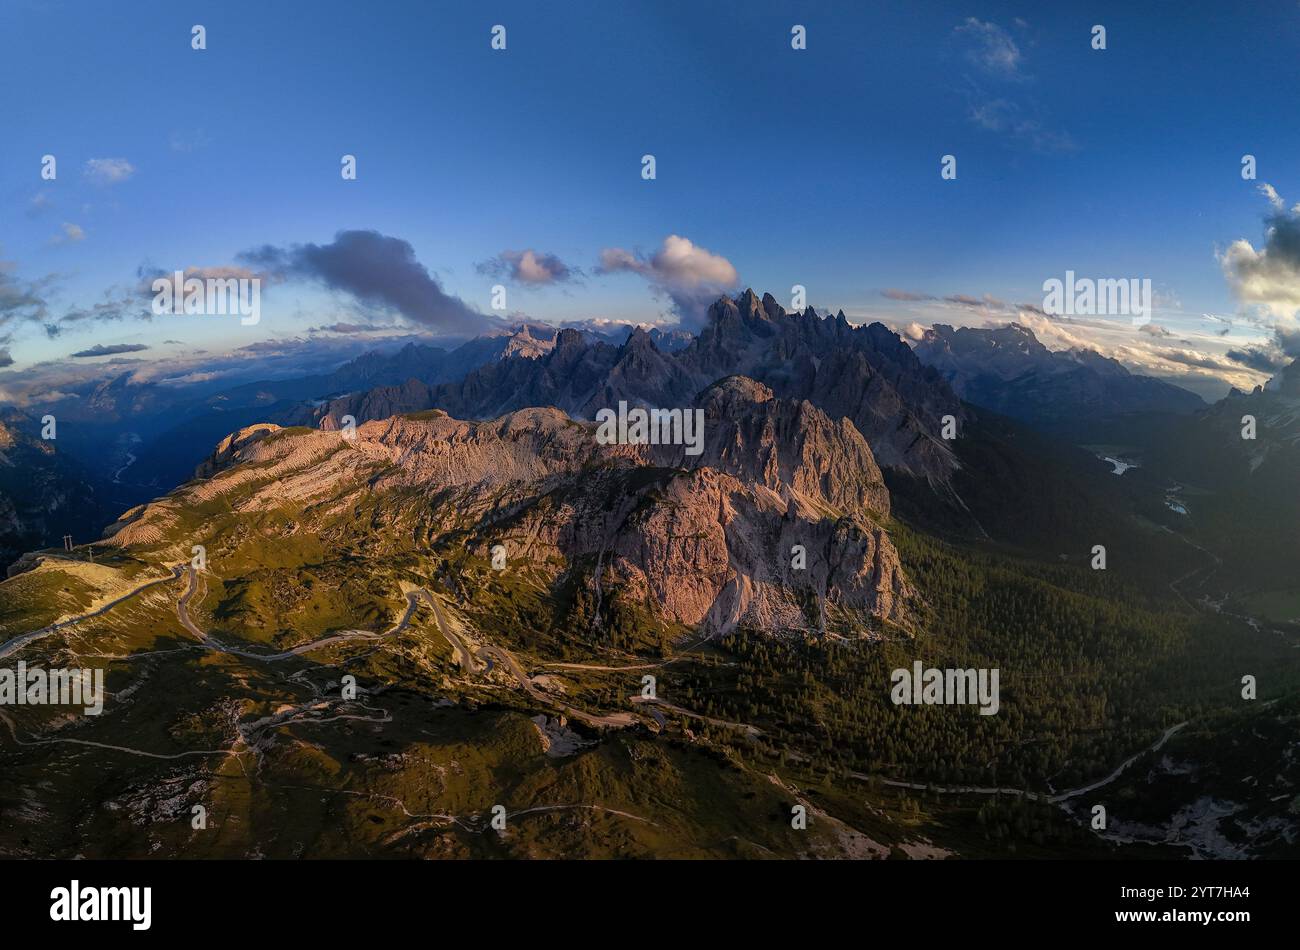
[[913, 322, 1205, 430], [3, 290, 1299, 859], [305, 290, 963, 483], [0, 292, 1266, 577]]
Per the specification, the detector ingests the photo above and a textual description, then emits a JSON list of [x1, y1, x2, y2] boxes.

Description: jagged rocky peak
[[1267, 356, 1300, 396], [709, 288, 786, 337], [499, 322, 555, 360], [194, 423, 283, 478], [622, 325, 657, 351], [760, 291, 787, 320], [607, 325, 674, 382], [555, 327, 586, 350], [699, 374, 774, 405], [364, 407, 647, 491], [687, 376, 891, 519], [922, 321, 1043, 353], [689, 293, 961, 478], [916, 323, 1055, 379]]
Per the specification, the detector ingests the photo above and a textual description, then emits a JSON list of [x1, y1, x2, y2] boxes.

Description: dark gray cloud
[[239, 229, 490, 334], [1276, 326, 1300, 357], [881, 288, 1048, 317], [1225, 343, 1288, 373], [58, 292, 154, 328], [946, 292, 1003, 309], [0, 348, 13, 368], [0, 262, 55, 331], [1156, 348, 1250, 374], [476, 249, 581, 286], [308, 322, 395, 335], [237, 339, 304, 354], [69, 343, 150, 358]]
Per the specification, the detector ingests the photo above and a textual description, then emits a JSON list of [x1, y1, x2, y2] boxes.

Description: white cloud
[[83, 158, 135, 184], [1218, 185, 1300, 339], [879, 286, 1274, 397], [1014, 309, 1269, 393], [955, 19, 1023, 78], [597, 234, 739, 326], [26, 192, 52, 217], [51, 222, 86, 246], [1259, 183, 1285, 210]]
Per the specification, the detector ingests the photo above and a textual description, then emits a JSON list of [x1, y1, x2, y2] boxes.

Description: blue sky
[[3, 0, 1300, 399]]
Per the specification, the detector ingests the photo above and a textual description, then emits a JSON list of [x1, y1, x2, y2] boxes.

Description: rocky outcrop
[[194, 423, 283, 477], [602, 465, 908, 632], [112, 382, 911, 635], [674, 377, 890, 519]]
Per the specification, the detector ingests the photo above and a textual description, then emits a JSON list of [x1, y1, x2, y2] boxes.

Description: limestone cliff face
[[678, 376, 891, 520], [109, 381, 912, 635], [193, 423, 282, 478], [601, 465, 909, 633]]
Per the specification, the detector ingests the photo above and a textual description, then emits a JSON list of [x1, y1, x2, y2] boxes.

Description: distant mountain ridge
[[912, 323, 1204, 429], [0, 409, 105, 571]]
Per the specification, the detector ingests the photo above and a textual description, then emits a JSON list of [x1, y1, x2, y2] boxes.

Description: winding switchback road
[[850, 721, 1189, 805], [422, 589, 481, 672], [0, 564, 185, 662], [175, 565, 420, 661], [476, 643, 637, 728]]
